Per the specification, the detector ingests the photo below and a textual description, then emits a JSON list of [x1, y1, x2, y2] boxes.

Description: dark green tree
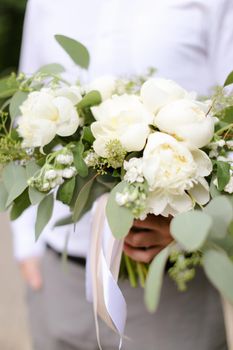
[[0, 0, 27, 75]]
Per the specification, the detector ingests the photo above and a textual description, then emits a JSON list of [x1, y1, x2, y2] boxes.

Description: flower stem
[[136, 262, 146, 288], [124, 254, 137, 288]]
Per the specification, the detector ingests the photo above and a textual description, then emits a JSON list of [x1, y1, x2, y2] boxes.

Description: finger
[[133, 215, 172, 230], [20, 261, 43, 290], [125, 231, 169, 248], [124, 243, 162, 263]]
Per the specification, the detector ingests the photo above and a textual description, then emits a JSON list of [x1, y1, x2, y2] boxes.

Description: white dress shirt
[[12, 0, 233, 260]]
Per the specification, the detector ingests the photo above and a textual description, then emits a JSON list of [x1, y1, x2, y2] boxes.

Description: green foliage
[[57, 177, 75, 205], [144, 246, 171, 312], [55, 35, 90, 69], [35, 193, 54, 240], [170, 211, 212, 252], [203, 196, 233, 239], [0, 75, 19, 98], [78, 91, 102, 125], [72, 174, 96, 222], [37, 63, 65, 75], [224, 70, 233, 87], [168, 250, 202, 292], [203, 249, 233, 304], [0, 182, 8, 211], [9, 90, 28, 120], [73, 141, 88, 177], [78, 91, 101, 109], [2, 162, 28, 206], [106, 181, 134, 239], [10, 188, 30, 220], [216, 160, 231, 191]]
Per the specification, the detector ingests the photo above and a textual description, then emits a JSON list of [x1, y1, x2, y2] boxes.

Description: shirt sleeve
[[209, 0, 233, 85], [19, 0, 44, 72], [11, 206, 45, 261]]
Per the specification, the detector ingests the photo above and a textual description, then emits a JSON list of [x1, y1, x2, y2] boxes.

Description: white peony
[[142, 132, 212, 216], [86, 76, 116, 100], [18, 90, 80, 147], [154, 99, 215, 149], [91, 94, 154, 157], [140, 78, 188, 114]]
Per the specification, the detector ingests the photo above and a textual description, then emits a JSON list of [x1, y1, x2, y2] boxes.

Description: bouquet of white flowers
[[1, 36, 233, 340]]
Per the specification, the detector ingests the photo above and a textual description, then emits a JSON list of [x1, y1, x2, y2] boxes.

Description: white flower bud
[[41, 182, 50, 191], [115, 192, 129, 206], [56, 153, 74, 165], [62, 166, 76, 179], [44, 169, 57, 180]]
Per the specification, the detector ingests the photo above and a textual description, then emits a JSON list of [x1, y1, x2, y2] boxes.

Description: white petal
[[168, 193, 193, 214], [147, 191, 168, 215], [191, 149, 212, 176], [53, 97, 80, 136], [188, 179, 210, 205]]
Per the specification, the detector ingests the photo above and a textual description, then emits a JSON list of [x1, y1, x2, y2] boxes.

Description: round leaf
[[204, 196, 233, 239], [105, 181, 134, 239], [170, 211, 212, 251], [203, 249, 233, 304], [144, 246, 171, 312]]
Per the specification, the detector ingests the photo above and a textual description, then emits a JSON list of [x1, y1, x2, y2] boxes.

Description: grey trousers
[[27, 248, 227, 350]]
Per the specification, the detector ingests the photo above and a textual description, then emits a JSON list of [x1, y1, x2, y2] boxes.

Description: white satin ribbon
[[86, 194, 127, 349]]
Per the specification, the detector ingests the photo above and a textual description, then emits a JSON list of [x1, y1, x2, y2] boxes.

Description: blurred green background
[[0, 0, 27, 76]]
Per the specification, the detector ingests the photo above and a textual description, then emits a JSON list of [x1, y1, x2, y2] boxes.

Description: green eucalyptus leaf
[[35, 193, 54, 240], [144, 245, 171, 312], [216, 161, 231, 191], [72, 175, 96, 222], [224, 70, 233, 87], [26, 160, 41, 179], [218, 106, 233, 124], [170, 211, 212, 251], [0, 182, 8, 212], [57, 177, 75, 205], [37, 63, 65, 75], [78, 90, 101, 109], [55, 35, 90, 69], [28, 187, 46, 205], [0, 75, 18, 99], [54, 215, 73, 227], [106, 181, 134, 239], [80, 180, 108, 219], [210, 177, 221, 198], [10, 189, 31, 220], [2, 163, 28, 207], [204, 196, 233, 239], [9, 91, 28, 120], [82, 126, 95, 143], [73, 141, 88, 177], [203, 249, 233, 304]]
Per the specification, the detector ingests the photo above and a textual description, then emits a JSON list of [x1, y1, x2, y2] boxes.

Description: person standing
[[12, 0, 233, 349]]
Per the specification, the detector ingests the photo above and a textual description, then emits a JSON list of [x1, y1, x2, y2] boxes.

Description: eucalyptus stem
[[215, 123, 233, 136], [124, 254, 137, 288], [136, 262, 146, 288]]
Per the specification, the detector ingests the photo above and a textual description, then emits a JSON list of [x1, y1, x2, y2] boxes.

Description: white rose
[[17, 117, 57, 148], [52, 96, 80, 136], [140, 78, 188, 114], [154, 99, 215, 149], [91, 94, 154, 157], [18, 90, 80, 147], [86, 76, 116, 100], [142, 132, 212, 216]]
